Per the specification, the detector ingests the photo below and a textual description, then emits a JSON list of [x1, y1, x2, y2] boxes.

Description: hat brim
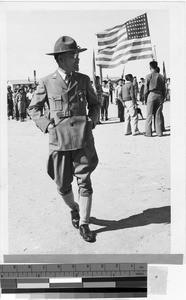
[[46, 48, 87, 55]]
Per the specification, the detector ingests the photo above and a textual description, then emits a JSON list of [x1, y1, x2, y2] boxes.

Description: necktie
[[64, 74, 71, 86]]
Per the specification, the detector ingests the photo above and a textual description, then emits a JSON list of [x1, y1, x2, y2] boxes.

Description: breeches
[[47, 139, 99, 197]]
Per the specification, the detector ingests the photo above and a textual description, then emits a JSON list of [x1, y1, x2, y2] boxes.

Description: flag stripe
[[96, 13, 153, 68], [96, 47, 153, 63], [97, 54, 153, 69], [97, 26, 126, 41], [97, 49, 153, 64], [96, 50, 153, 66], [98, 29, 127, 50], [98, 38, 152, 56], [101, 22, 126, 33]]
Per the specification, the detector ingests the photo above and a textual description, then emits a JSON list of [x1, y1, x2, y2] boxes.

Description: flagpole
[[153, 45, 157, 61], [121, 64, 125, 79], [163, 61, 167, 81], [99, 66, 103, 83], [92, 49, 96, 88]]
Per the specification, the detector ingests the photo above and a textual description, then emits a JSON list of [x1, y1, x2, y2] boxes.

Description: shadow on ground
[[90, 206, 170, 235]]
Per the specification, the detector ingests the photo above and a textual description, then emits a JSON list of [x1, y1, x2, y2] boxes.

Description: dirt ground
[[8, 101, 170, 254]]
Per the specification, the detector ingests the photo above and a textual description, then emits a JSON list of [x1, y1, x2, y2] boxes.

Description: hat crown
[[46, 35, 87, 55], [54, 36, 78, 53]]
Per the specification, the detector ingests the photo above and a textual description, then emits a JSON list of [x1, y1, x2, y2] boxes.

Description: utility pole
[[99, 66, 103, 83]]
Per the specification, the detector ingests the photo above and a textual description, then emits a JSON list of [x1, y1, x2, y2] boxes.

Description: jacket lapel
[[52, 70, 67, 90]]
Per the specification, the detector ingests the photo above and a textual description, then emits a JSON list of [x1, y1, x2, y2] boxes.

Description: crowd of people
[[7, 63, 170, 138], [92, 62, 170, 137], [7, 84, 35, 121], [7, 71, 170, 130]]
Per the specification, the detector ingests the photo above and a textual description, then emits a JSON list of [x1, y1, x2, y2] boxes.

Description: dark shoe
[[79, 224, 95, 242], [71, 210, 80, 229]]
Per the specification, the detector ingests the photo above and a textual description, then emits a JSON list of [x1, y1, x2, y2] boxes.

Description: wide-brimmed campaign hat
[[46, 36, 87, 55]]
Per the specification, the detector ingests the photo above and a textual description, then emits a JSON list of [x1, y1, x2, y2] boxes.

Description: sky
[[4, 1, 171, 82]]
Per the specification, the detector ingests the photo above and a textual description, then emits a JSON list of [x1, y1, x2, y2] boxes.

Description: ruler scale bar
[[0, 271, 147, 278], [0, 263, 147, 273], [0, 263, 147, 298]]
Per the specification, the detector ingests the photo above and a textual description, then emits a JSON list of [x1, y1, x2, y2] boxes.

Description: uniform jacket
[[29, 70, 100, 152]]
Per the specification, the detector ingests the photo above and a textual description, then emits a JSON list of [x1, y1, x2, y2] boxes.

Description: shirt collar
[[58, 68, 72, 80]]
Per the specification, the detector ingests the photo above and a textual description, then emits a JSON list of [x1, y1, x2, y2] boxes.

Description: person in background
[[115, 79, 125, 122], [108, 79, 113, 104], [165, 78, 170, 101], [101, 80, 109, 121], [26, 87, 33, 119], [13, 86, 19, 121], [94, 76, 103, 124], [112, 81, 118, 105], [17, 85, 27, 122], [139, 78, 145, 105], [29, 35, 100, 243], [133, 76, 139, 102], [156, 67, 165, 132], [144, 61, 166, 137], [122, 74, 139, 136], [7, 85, 14, 120]]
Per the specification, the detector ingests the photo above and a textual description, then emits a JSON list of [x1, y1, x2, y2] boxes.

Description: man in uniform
[[29, 36, 100, 242]]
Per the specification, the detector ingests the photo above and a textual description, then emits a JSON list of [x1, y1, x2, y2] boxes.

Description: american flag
[[96, 13, 154, 69]]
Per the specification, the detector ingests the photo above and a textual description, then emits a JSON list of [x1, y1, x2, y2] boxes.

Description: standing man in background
[[29, 36, 100, 242], [139, 78, 145, 105], [133, 76, 139, 102], [7, 85, 14, 120], [144, 61, 165, 137], [101, 80, 110, 121], [122, 74, 139, 136], [116, 79, 125, 122], [108, 79, 113, 104], [94, 76, 103, 124]]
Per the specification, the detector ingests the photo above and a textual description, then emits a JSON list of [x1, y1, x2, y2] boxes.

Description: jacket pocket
[[51, 96, 63, 111]]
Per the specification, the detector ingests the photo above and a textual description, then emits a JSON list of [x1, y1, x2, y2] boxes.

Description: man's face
[[58, 51, 80, 73]]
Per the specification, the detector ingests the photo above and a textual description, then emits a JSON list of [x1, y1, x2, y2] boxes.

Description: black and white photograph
[[0, 1, 180, 251], [0, 2, 185, 295]]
